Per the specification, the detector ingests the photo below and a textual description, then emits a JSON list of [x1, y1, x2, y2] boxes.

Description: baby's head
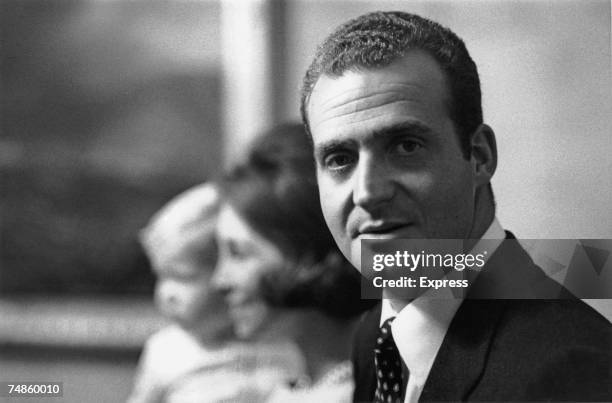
[[140, 183, 231, 339]]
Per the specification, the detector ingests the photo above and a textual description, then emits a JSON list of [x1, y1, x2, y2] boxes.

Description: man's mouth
[[356, 221, 414, 239]]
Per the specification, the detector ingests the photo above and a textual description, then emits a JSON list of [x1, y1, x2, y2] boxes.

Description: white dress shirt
[[380, 218, 505, 403]]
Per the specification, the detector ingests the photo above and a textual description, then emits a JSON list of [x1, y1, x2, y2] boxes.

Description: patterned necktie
[[374, 318, 406, 403]]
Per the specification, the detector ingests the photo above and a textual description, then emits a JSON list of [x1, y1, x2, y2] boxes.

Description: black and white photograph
[[1, 0, 611, 402]]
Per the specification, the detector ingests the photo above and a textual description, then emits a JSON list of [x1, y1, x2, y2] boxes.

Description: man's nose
[[352, 154, 394, 210]]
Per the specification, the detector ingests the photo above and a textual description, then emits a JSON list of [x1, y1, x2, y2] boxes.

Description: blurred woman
[[128, 183, 303, 403], [212, 123, 374, 402]]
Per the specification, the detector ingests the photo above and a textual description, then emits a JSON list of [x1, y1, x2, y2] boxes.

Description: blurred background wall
[[1, 0, 223, 294], [1, 1, 610, 402], [1, 1, 223, 401]]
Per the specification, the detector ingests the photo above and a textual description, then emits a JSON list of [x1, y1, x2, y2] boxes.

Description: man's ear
[[470, 124, 497, 186]]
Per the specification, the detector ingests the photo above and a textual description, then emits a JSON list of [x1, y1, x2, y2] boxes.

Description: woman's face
[[212, 204, 286, 339]]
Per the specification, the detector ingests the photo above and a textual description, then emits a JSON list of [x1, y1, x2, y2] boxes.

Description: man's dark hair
[[301, 11, 482, 158]]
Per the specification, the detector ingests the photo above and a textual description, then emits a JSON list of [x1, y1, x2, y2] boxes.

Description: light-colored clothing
[[380, 218, 505, 403], [266, 361, 353, 403], [127, 325, 305, 403]]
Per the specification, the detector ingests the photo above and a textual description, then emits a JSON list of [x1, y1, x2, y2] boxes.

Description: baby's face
[[151, 234, 228, 332]]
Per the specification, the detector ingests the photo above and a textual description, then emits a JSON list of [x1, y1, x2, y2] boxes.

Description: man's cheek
[[349, 240, 362, 273], [319, 197, 356, 267], [319, 183, 341, 227]]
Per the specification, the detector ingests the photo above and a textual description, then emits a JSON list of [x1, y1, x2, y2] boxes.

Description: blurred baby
[[127, 183, 303, 403]]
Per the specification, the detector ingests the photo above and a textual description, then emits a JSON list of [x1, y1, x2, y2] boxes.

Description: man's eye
[[394, 139, 422, 155], [324, 153, 355, 170]]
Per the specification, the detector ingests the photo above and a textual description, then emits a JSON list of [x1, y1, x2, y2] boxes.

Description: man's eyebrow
[[371, 121, 434, 138], [313, 121, 435, 159], [314, 139, 352, 158]]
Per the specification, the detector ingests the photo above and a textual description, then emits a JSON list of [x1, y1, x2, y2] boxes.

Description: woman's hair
[[220, 123, 375, 319]]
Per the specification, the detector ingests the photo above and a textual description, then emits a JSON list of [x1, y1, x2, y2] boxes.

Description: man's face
[[307, 51, 478, 271]]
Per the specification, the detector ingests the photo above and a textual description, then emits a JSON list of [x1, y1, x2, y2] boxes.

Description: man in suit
[[300, 11, 611, 402]]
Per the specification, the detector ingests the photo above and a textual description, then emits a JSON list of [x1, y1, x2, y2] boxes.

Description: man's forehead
[[307, 52, 450, 145], [313, 79, 425, 118], [309, 81, 425, 133]]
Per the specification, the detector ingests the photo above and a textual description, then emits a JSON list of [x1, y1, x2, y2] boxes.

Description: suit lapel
[[419, 234, 524, 401], [352, 303, 382, 402], [420, 231, 570, 401], [420, 233, 575, 401], [419, 298, 505, 401]]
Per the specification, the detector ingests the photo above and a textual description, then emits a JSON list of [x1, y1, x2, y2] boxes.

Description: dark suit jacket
[[352, 233, 612, 402]]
